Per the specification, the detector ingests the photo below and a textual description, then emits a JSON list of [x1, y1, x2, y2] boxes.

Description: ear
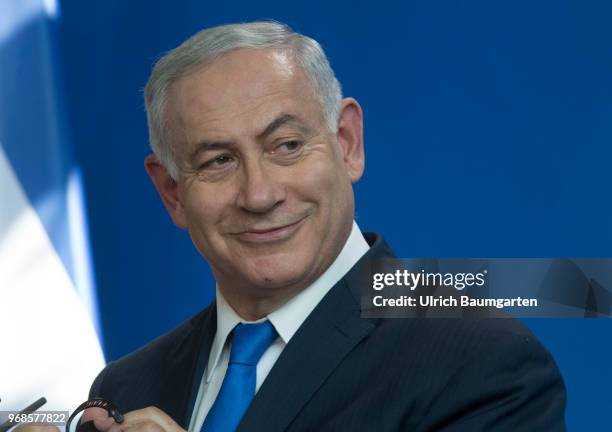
[[144, 154, 187, 229], [336, 97, 365, 183]]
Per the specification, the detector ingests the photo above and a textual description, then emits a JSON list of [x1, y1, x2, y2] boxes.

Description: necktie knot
[[229, 321, 277, 366]]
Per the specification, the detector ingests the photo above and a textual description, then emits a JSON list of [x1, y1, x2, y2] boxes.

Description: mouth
[[232, 215, 309, 243]]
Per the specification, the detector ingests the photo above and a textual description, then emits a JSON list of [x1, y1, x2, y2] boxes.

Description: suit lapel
[[158, 303, 217, 429], [237, 233, 392, 432]]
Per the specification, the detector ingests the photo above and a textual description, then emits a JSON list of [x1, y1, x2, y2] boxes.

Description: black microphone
[[0, 397, 47, 432], [67, 398, 124, 432]]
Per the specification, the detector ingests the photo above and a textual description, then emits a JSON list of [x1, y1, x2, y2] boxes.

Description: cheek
[[182, 189, 234, 266], [182, 184, 230, 234], [300, 156, 351, 206], [295, 149, 344, 190], [290, 158, 354, 239]]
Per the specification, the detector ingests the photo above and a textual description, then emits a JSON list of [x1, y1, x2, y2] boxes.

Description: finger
[[119, 420, 164, 432], [80, 408, 109, 424], [105, 407, 183, 432], [79, 407, 116, 431]]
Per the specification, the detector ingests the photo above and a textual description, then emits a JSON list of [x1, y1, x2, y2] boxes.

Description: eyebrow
[[189, 113, 311, 160], [189, 140, 234, 161], [257, 113, 311, 139]]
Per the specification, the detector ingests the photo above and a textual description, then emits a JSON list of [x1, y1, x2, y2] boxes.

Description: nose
[[236, 158, 286, 213]]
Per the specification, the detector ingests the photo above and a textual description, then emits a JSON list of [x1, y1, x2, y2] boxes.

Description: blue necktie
[[201, 321, 277, 432]]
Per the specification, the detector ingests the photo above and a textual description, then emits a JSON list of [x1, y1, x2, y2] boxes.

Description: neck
[[217, 282, 305, 321]]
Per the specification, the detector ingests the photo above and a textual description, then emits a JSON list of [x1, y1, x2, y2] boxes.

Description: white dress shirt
[[188, 221, 370, 432]]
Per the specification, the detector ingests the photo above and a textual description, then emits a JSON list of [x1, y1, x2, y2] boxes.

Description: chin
[[243, 258, 314, 290]]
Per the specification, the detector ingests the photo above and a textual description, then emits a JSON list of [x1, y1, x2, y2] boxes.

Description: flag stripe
[[0, 0, 105, 416]]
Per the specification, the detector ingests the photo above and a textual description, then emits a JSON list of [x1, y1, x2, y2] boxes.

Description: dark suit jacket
[[90, 233, 566, 431]]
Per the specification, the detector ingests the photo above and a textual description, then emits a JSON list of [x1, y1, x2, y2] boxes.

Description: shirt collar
[[267, 221, 369, 343], [206, 221, 369, 382]]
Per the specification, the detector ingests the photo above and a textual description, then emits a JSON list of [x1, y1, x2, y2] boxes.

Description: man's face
[[156, 48, 363, 302]]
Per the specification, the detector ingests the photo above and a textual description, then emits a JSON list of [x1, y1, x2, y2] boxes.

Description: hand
[[13, 425, 59, 432], [80, 407, 184, 432]]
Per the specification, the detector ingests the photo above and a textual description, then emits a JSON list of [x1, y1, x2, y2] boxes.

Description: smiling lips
[[232, 215, 308, 243]]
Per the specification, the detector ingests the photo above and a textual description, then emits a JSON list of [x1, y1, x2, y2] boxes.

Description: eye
[[200, 154, 235, 170], [212, 155, 233, 165], [276, 140, 303, 154]]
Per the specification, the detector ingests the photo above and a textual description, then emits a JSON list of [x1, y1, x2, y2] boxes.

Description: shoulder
[[372, 318, 566, 430], [367, 316, 555, 377], [89, 306, 212, 399], [383, 316, 543, 357]]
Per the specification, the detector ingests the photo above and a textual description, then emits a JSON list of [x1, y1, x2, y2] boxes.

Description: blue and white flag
[[0, 0, 105, 413]]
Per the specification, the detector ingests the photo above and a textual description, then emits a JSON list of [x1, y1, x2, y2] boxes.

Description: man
[[83, 22, 566, 431]]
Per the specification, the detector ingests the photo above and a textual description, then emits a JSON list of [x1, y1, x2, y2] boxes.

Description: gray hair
[[144, 21, 343, 179]]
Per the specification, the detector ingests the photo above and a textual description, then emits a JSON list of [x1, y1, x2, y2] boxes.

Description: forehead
[[165, 48, 321, 143]]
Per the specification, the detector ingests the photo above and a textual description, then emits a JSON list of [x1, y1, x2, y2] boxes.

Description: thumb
[[80, 408, 115, 431]]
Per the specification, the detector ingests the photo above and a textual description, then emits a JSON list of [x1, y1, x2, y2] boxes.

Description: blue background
[[56, 1, 611, 429]]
